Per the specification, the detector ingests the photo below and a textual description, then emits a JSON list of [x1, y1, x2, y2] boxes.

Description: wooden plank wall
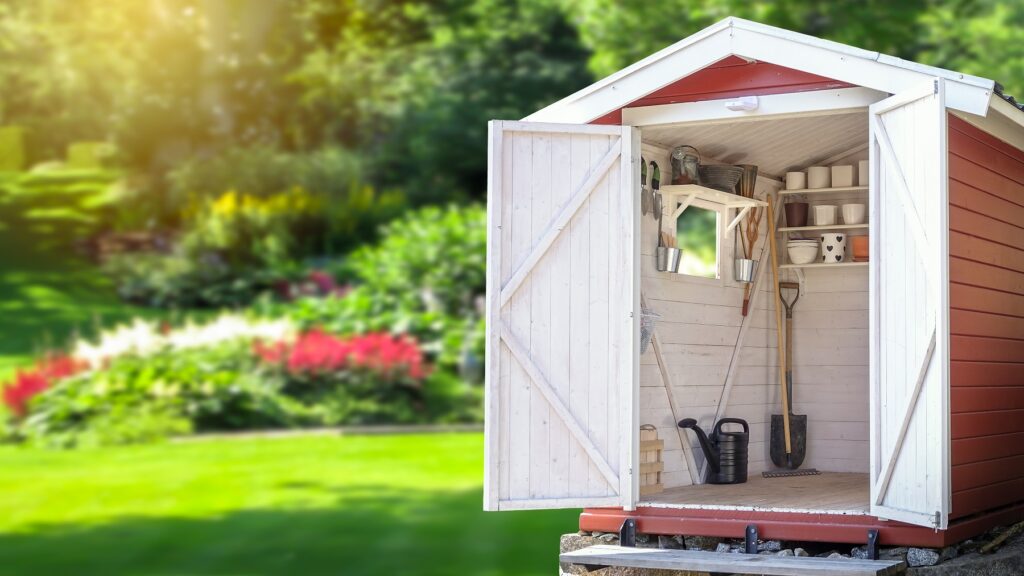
[[638, 142, 871, 489], [593, 56, 851, 125], [492, 126, 632, 506], [947, 114, 1024, 520]]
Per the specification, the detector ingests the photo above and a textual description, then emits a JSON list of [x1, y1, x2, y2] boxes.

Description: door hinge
[[932, 511, 941, 528], [934, 79, 939, 95]]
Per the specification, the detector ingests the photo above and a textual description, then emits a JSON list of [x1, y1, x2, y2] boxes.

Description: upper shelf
[[660, 184, 768, 209], [660, 184, 767, 237], [778, 223, 869, 232], [778, 185, 867, 196]]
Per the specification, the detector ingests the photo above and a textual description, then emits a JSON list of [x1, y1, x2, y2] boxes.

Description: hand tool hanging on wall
[[640, 156, 652, 217], [736, 164, 762, 316], [650, 161, 662, 223], [770, 281, 808, 470]]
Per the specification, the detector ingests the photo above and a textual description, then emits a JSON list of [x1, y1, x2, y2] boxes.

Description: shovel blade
[[770, 413, 807, 469]]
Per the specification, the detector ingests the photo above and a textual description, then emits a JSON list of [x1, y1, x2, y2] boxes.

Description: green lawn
[[0, 432, 578, 575], [0, 176, 185, 380]]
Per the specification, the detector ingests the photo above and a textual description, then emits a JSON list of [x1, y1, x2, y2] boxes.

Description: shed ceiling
[[640, 110, 868, 178]]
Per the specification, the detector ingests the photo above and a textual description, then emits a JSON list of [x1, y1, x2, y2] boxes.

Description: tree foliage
[[0, 0, 1022, 207]]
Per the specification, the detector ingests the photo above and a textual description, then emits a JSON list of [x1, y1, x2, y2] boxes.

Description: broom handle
[[766, 195, 792, 454]]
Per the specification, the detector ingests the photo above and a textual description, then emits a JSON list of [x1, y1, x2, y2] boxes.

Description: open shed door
[[484, 121, 640, 511], [869, 79, 950, 529]]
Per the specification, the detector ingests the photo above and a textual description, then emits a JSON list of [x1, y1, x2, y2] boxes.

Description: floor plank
[[640, 472, 869, 514]]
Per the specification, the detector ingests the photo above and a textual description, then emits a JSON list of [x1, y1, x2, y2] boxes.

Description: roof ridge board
[[552, 19, 734, 108], [729, 17, 995, 90]]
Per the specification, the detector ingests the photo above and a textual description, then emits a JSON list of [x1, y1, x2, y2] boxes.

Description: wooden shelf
[[660, 184, 766, 237], [778, 185, 867, 196], [780, 261, 868, 270], [778, 223, 869, 232], [661, 184, 767, 209]]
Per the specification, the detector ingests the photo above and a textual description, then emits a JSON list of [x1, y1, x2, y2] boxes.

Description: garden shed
[[483, 18, 1024, 549]]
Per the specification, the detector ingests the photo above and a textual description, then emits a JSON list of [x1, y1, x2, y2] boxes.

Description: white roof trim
[[525, 17, 995, 124]]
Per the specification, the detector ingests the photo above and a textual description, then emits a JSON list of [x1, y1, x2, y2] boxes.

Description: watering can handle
[[713, 418, 749, 437]]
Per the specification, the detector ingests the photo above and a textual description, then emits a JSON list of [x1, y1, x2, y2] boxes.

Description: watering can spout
[[678, 418, 720, 473]]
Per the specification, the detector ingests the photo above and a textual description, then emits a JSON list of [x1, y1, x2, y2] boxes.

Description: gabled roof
[[526, 17, 997, 124]]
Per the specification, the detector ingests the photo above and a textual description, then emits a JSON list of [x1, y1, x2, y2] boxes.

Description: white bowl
[[788, 243, 818, 264], [842, 203, 866, 225]]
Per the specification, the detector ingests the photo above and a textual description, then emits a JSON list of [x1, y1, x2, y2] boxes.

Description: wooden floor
[[640, 472, 869, 515]]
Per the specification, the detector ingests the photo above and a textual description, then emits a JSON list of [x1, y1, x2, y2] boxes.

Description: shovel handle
[[766, 195, 792, 454], [785, 316, 794, 383]]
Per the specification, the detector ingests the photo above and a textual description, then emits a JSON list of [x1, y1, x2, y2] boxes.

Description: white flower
[[71, 313, 296, 367]]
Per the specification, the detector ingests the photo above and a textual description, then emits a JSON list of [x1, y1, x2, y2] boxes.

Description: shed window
[[675, 206, 720, 278]]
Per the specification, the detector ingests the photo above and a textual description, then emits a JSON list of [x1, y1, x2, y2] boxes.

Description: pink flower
[[254, 331, 429, 382], [2, 355, 87, 417]]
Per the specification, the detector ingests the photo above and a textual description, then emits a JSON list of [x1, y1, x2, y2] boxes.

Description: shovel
[[770, 281, 807, 469]]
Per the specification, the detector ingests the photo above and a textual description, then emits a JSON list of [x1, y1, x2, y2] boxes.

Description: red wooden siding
[[948, 113, 1024, 520], [591, 56, 851, 125]]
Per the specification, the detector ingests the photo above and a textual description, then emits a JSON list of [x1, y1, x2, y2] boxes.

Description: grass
[[0, 173, 185, 380], [0, 432, 579, 575]]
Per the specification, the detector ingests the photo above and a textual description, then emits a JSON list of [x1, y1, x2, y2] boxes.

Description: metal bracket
[[619, 518, 637, 548], [745, 524, 759, 554], [866, 529, 879, 560]]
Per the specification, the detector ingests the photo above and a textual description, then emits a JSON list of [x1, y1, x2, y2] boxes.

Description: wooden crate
[[639, 424, 664, 496]]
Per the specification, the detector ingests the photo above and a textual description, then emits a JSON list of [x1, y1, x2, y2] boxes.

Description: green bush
[[265, 204, 488, 383], [346, 204, 487, 317], [20, 341, 298, 448], [103, 187, 406, 309]]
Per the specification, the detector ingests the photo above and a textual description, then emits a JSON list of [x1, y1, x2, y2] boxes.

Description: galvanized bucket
[[734, 258, 757, 283], [656, 247, 682, 273]]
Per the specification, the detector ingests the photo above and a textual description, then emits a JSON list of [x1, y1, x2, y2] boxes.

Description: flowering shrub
[[255, 331, 428, 381], [253, 330, 437, 425], [73, 314, 295, 369], [2, 356, 87, 417]]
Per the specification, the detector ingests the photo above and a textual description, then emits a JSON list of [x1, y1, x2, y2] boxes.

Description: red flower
[[2, 355, 87, 417], [254, 331, 429, 382]]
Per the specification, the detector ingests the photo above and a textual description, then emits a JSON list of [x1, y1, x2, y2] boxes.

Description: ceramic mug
[[820, 233, 847, 263]]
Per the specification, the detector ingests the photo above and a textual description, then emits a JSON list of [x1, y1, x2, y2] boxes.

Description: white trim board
[[525, 17, 994, 124], [636, 501, 867, 516], [623, 88, 885, 127]]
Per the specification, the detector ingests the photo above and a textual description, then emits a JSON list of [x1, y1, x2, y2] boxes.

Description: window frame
[[663, 196, 725, 284]]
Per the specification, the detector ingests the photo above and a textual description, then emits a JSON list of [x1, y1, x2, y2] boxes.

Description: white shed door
[[869, 79, 950, 529], [483, 121, 640, 511]]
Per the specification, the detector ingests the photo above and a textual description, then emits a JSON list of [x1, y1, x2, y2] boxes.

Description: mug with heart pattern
[[820, 233, 847, 263]]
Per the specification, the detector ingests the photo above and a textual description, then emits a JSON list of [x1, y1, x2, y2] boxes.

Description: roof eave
[[525, 17, 996, 124]]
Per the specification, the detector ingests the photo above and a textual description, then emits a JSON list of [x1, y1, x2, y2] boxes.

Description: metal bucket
[[734, 258, 757, 283], [656, 247, 681, 273]]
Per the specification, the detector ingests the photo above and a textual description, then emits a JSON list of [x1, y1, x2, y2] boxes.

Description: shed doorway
[[637, 109, 872, 515]]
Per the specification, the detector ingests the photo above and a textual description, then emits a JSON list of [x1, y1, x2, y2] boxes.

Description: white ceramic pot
[[807, 166, 831, 189], [785, 172, 806, 190], [787, 241, 818, 265], [820, 233, 847, 263], [841, 203, 866, 225], [858, 160, 869, 186], [831, 165, 854, 188], [814, 204, 837, 226]]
